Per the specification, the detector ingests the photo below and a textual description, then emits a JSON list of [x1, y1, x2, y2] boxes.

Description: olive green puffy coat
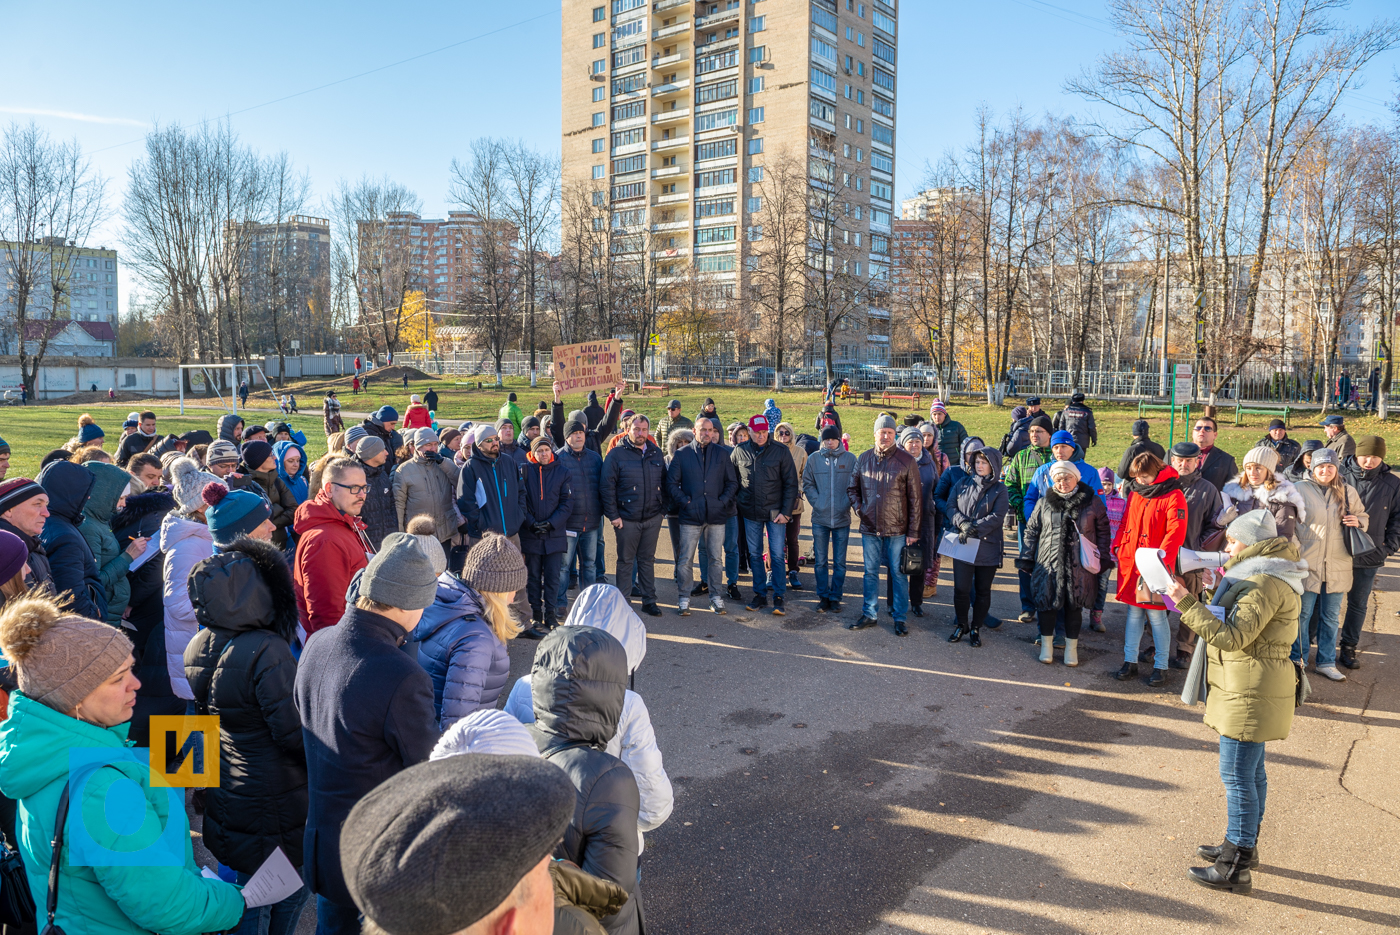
[[1178, 537, 1306, 743]]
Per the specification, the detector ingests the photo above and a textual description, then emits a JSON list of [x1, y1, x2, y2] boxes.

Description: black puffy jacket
[[731, 438, 798, 523], [112, 490, 179, 746], [1343, 457, 1400, 568], [601, 437, 668, 524], [36, 460, 105, 621], [457, 450, 527, 539], [667, 440, 738, 526], [185, 537, 306, 874], [946, 447, 1009, 567], [528, 627, 641, 935], [1019, 481, 1111, 610], [354, 456, 398, 550], [1053, 401, 1098, 449], [521, 454, 574, 555]]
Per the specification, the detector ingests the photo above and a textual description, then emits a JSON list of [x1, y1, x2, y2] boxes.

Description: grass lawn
[[5, 373, 1397, 482]]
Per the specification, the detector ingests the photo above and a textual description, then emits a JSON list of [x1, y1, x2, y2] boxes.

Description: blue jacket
[[36, 460, 106, 621], [802, 444, 857, 528], [294, 607, 438, 907], [274, 440, 309, 504], [601, 437, 669, 523], [456, 450, 527, 538], [555, 443, 603, 532], [1023, 449, 1104, 519], [667, 440, 739, 526], [520, 454, 573, 555], [409, 578, 509, 730]]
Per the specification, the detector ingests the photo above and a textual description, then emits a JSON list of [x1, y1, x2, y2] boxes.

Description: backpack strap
[[42, 781, 71, 935]]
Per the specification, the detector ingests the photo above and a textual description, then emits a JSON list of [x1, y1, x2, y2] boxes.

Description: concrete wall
[[0, 353, 375, 400]]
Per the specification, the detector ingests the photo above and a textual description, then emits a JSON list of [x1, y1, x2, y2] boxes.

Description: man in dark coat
[[519, 435, 573, 635], [294, 535, 440, 935], [35, 460, 105, 621], [847, 414, 923, 634], [217, 413, 244, 445], [1256, 418, 1301, 468], [584, 389, 606, 431], [550, 380, 623, 456], [0, 478, 53, 591], [456, 424, 527, 544], [1190, 416, 1237, 491], [423, 387, 438, 413], [1118, 419, 1166, 480], [552, 418, 604, 615], [1053, 393, 1097, 450], [1340, 436, 1400, 670], [116, 411, 160, 467], [668, 416, 739, 615], [601, 415, 669, 618], [730, 414, 798, 616], [363, 406, 404, 456]]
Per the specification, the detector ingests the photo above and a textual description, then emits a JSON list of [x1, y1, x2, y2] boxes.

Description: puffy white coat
[[159, 511, 212, 701], [1218, 475, 1307, 544], [505, 584, 673, 850]]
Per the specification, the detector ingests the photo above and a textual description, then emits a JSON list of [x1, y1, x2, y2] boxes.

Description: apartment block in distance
[[0, 240, 119, 356], [562, 0, 898, 364], [356, 211, 518, 310]]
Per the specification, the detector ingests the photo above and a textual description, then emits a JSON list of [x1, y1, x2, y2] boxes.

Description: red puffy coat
[[294, 492, 375, 636], [1112, 465, 1188, 608], [402, 404, 432, 430]]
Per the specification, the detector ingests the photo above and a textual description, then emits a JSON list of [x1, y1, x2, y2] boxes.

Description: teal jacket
[[0, 693, 244, 935], [80, 462, 134, 626]]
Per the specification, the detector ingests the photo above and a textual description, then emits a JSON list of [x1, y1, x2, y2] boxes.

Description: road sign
[[1174, 363, 1193, 401]]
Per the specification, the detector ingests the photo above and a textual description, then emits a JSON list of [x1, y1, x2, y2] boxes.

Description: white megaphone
[[1178, 548, 1228, 572]]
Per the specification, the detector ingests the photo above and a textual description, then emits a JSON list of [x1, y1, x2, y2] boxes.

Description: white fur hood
[[1222, 477, 1306, 524]]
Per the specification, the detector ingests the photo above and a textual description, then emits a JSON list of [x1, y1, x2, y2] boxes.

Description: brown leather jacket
[[847, 445, 922, 537]]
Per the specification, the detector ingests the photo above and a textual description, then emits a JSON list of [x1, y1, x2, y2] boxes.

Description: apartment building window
[[872, 95, 892, 117], [614, 208, 646, 227], [594, 87, 606, 102], [695, 108, 738, 131], [844, 114, 851, 129], [749, 45, 767, 63], [697, 49, 739, 74], [612, 154, 646, 173], [873, 8, 895, 33], [748, 107, 765, 123], [593, 5, 606, 20], [613, 73, 647, 94], [843, 143, 851, 157], [105, 260, 114, 269], [811, 68, 837, 94], [696, 225, 736, 245], [810, 99, 836, 123], [592, 138, 606, 153], [593, 166, 606, 179], [593, 112, 606, 127], [747, 138, 764, 155], [844, 84, 852, 99], [873, 66, 895, 91], [613, 100, 645, 120], [856, 147, 865, 162], [612, 0, 644, 12], [593, 32, 606, 48], [748, 76, 765, 94], [871, 151, 893, 173], [873, 36, 895, 64], [748, 15, 765, 32], [592, 59, 606, 74], [747, 196, 762, 212], [871, 123, 893, 145], [870, 180, 892, 201], [747, 225, 763, 241], [846, 26, 854, 40], [697, 255, 736, 272], [871, 234, 889, 254], [857, 61, 865, 75], [612, 181, 646, 200], [812, 4, 838, 32], [696, 138, 737, 160], [812, 37, 837, 64], [611, 128, 645, 146], [696, 197, 736, 217], [695, 78, 738, 105], [857, 32, 865, 47], [696, 168, 738, 188], [748, 166, 764, 182]]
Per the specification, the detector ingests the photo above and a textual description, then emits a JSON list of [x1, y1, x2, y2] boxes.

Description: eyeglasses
[[777, 431, 792, 438], [331, 482, 369, 495], [1193, 425, 1216, 433]]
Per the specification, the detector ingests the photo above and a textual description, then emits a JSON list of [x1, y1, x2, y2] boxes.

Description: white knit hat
[[169, 457, 222, 514], [1243, 446, 1280, 472]]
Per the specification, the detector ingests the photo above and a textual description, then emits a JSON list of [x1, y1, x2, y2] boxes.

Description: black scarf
[[1046, 481, 1092, 513], [1129, 474, 1182, 499]]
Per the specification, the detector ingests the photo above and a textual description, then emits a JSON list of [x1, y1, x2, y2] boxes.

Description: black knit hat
[[341, 754, 575, 935], [563, 418, 586, 438], [820, 426, 841, 442], [1029, 415, 1053, 432]]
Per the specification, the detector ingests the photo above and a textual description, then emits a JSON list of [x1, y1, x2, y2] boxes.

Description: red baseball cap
[[748, 415, 769, 433]]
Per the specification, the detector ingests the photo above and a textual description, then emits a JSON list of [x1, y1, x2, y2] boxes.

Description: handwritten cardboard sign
[[553, 339, 622, 394]]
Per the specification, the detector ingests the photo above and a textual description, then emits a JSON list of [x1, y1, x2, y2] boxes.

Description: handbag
[[38, 782, 69, 935], [0, 826, 34, 929], [900, 544, 924, 576], [1344, 524, 1375, 557], [1078, 532, 1101, 574]]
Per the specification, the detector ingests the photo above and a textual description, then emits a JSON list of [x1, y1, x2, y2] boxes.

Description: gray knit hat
[[873, 413, 897, 434], [460, 533, 527, 594], [356, 436, 386, 461], [1226, 508, 1277, 547], [1049, 460, 1080, 482], [344, 425, 370, 449], [206, 439, 240, 465], [409, 427, 438, 449], [1310, 447, 1339, 469], [169, 457, 222, 514], [340, 754, 575, 935], [0, 596, 133, 714], [363, 533, 439, 610]]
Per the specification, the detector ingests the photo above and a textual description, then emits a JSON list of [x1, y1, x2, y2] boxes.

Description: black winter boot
[[948, 625, 966, 643], [1197, 840, 1260, 868], [1339, 644, 1360, 670], [968, 627, 981, 647], [1188, 840, 1253, 893]]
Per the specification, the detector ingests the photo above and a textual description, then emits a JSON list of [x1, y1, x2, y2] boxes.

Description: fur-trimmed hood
[[188, 534, 299, 641], [1221, 538, 1309, 595], [1222, 476, 1306, 524]]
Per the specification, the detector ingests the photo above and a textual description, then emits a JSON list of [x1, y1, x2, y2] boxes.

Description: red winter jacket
[[402, 404, 432, 430], [1112, 465, 1188, 608], [294, 492, 374, 636]]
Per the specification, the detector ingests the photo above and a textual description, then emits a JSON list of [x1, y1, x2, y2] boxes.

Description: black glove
[[1015, 559, 1035, 574], [423, 450, 443, 463], [532, 521, 551, 536]]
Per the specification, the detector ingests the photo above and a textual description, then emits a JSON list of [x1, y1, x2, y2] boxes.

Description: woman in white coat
[[505, 583, 674, 846], [160, 458, 222, 702]]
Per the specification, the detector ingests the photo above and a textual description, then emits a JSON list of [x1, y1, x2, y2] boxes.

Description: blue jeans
[[315, 896, 361, 935], [234, 870, 309, 935], [1016, 519, 1035, 613], [861, 534, 908, 622], [700, 514, 741, 587], [744, 518, 786, 599], [557, 527, 599, 608], [810, 523, 850, 601], [1219, 737, 1267, 848], [1094, 568, 1111, 612], [1292, 586, 1344, 668], [596, 528, 607, 585], [1124, 604, 1171, 669]]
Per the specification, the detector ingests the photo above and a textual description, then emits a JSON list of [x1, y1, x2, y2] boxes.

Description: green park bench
[[1232, 403, 1291, 427]]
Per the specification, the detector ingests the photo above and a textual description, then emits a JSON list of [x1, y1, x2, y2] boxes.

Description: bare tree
[[501, 142, 560, 385], [450, 140, 521, 386], [745, 147, 810, 385], [329, 175, 420, 363], [804, 139, 872, 380], [0, 122, 106, 396], [1359, 115, 1400, 418]]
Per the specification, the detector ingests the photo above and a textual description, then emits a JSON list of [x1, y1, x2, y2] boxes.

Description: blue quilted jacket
[[409, 575, 509, 729]]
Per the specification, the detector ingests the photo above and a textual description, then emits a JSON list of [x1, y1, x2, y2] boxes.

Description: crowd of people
[[0, 381, 1393, 930]]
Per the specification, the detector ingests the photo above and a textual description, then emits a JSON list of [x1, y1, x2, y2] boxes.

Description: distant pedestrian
[[323, 390, 343, 435], [238, 380, 250, 407], [499, 392, 523, 437], [403, 394, 432, 429], [1052, 392, 1098, 450], [423, 386, 439, 412]]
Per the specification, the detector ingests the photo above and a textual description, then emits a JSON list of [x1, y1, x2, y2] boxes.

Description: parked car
[[739, 366, 776, 386]]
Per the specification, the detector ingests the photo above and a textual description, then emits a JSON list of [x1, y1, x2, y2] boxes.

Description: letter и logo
[[149, 715, 220, 788]]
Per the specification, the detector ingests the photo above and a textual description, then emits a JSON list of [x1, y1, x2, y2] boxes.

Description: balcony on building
[[652, 106, 690, 125], [653, 20, 690, 40], [652, 134, 689, 152], [694, 4, 741, 29]]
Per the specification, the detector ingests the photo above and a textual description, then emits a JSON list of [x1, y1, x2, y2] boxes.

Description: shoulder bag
[[0, 822, 35, 928], [39, 781, 70, 935], [899, 543, 924, 576]]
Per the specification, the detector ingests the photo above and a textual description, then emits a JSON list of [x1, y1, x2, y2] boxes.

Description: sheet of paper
[[1206, 604, 1227, 622], [200, 866, 219, 880], [937, 531, 981, 563], [127, 543, 157, 573], [1135, 548, 1174, 593], [240, 846, 302, 908]]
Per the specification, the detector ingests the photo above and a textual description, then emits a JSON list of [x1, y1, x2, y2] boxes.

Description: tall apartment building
[[562, 0, 898, 364], [356, 211, 514, 310], [0, 240, 119, 355]]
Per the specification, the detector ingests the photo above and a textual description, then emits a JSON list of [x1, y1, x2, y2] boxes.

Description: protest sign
[[553, 339, 622, 394]]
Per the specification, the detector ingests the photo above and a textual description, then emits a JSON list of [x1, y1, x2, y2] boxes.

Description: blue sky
[[2, 0, 1396, 316]]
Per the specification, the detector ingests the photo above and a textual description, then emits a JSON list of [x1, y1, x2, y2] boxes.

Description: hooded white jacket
[[505, 584, 673, 848], [159, 511, 212, 700]]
